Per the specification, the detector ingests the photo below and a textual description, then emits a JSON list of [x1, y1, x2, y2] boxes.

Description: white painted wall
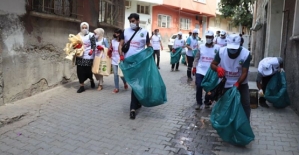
[[125, 0, 157, 33]]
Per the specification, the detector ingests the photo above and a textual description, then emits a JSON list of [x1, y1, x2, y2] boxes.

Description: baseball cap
[[262, 63, 273, 76], [192, 29, 199, 34], [205, 30, 214, 36], [178, 31, 182, 35], [220, 30, 226, 35], [227, 34, 241, 49]]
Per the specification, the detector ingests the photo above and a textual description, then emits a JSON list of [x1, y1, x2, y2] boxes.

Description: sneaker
[[187, 77, 193, 81], [158, 66, 160, 69], [124, 83, 129, 90], [112, 89, 119, 94], [195, 104, 201, 110], [90, 80, 95, 88], [77, 86, 85, 93], [171, 69, 174, 72], [175, 69, 179, 71], [200, 104, 205, 110], [130, 110, 136, 119]]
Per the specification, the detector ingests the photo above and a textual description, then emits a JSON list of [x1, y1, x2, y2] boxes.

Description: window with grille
[[180, 18, 191, 30], [137, 4, 149, 14], [158, 14, 171, 28], [99, 0, 124, 28]]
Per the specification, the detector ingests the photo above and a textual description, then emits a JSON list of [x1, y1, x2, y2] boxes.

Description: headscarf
[[80, 22, 89, 35], [94, 28, 104, 40]]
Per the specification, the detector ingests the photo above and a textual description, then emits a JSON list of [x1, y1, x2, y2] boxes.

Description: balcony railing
[[30, 0, 82, 19], [99, 0, 125, 28]]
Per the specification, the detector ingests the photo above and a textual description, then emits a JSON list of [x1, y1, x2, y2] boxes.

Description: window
[[291, 0, 299, 39], [194, 0, 206, 3], [228, 22, 233, 31], [137, 4, 149, 14], [99, 0, 124, 28], [180, 18, 191, 30], [158, 14, 171, 28], [31, 0, 80, 18], [214, 17, 221, 27]]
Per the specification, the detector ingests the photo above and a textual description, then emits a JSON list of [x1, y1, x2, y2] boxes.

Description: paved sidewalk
[[0, 51, 298, 155]]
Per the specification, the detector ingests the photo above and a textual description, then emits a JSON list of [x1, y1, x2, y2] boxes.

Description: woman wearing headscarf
[[93, 28, 109, 90], [108, 29, 128, 93], [76, 22, 96, 93]]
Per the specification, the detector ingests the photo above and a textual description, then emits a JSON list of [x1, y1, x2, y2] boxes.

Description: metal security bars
[[99, 0, 124, 28]]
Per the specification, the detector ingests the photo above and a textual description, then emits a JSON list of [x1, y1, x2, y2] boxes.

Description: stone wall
[[0, 0, 118, 105]]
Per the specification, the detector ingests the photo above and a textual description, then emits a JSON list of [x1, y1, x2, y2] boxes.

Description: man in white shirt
[[171, 31, 185, 71], [186, 29, 200, 81], [214, 30, 227, 47], [151, 29, 163, 69], [210, 34, 252, 121], [256, 57, 284, 108], [118, 13, 151, 119], [192, 30, 220, 110]]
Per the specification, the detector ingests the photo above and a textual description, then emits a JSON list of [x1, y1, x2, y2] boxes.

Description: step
[[248, 67, 258, 82]]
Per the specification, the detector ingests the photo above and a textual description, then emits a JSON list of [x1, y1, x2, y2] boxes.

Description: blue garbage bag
[[210, 87, 255, 146], [170, 47, 182, 64], [264, 72, 290, 108], [119, 47, 167, 107], [201, 68, 219, 92]]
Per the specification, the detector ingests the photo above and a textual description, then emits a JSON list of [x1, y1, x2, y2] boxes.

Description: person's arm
[[146, 32, 151, 47], [118, 31, 125, 55], [236, 54, 252, 85], [256, 72, 263, 90], [210, 52, 221, 71], [192, 49, 201, 68], [159, 36, 163, 50], [90, 35, 96, 51], [186, 37, 192, 50]]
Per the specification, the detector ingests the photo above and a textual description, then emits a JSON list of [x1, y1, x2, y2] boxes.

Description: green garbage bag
[[192, 49, 198, 57], [201, 68, 219, 92], [264, 72, 290, 108], [119, 47, 167, 107], [210, 87, 255, 146], [170, 47, 182, 64]]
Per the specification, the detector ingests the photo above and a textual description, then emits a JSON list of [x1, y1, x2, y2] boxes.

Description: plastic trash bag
[[201, 68, 219, 92], [264, 72, 290, 108], [210, 87, 255, 146], [119, 47, 167, 107], [170, 47, 182, 64]]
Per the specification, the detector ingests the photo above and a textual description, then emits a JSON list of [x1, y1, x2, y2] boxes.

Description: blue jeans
[[196, 73, 208, 105], [112, 65, 126, 89]]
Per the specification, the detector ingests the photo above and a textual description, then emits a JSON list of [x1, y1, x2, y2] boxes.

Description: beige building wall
[[208, 15, 240, 35]]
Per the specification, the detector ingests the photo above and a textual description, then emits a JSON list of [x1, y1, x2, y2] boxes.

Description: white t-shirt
[[111, 39, 120, 65], [214, 37, 227, 47], [122, 28, 149, 58], [151, 35, 161, 50], [173, 38, 185, 49], [79, 32, 95, 59], [186, 37, 199, 57], [196, 44, 220, 75], [218, 47, 250, 88]]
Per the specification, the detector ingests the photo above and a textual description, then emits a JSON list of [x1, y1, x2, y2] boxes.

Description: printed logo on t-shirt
[[140, 33, 144, 38], [239, 59, 244, 65], [214, 49, 218, 54]]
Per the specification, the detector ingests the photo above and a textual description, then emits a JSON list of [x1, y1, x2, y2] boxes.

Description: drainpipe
[[283, 9, 289, 63]]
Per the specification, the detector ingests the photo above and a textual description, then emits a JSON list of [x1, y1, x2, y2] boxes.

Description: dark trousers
[[225, 84, 251, 121], [259, 75, 274, 103], [77, 65, 93, 84], [186, 55, 194, 78], [153, 50, 160, 67], [171, 60, 180, 70], [130, 91, 141, 110], [196, 74, 209, 105]]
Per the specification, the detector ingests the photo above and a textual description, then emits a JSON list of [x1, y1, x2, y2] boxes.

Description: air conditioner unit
[[125, 1, 131, 9]]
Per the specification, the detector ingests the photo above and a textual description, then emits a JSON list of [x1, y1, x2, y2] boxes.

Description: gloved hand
[[259, 89, 264, 97], [88, 50, 93, 56], [97, 45, 104, 51], [280, 68, 285, 72], [172, 49, 175, 53], [120, 55, 124, 61], [216, 67, 225, 78], [74, 43, 82, 49], [233, 82, 239, 88], [107, 49, 112, 58], [192, 68, 196, 76]]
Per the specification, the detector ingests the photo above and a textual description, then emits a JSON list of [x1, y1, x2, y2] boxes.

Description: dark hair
[[217, 31, 220, 33], [128, 13, 139, 20], [114, 28, 122, 34], [189, 32, 192, 35]]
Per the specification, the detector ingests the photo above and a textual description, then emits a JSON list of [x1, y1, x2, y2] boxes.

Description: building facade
[[251, 0, 299, 111], [0, 0, 125, 105], [151, 0, 217, 47]]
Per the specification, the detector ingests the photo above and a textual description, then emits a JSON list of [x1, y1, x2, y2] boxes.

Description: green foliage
[[219, 0, 255, 28]]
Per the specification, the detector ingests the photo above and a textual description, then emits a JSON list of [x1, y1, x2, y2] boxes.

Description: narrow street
[[0, 51, 299, 155]]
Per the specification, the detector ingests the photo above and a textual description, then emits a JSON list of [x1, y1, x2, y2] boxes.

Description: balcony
[[98, 0, 125, 29]]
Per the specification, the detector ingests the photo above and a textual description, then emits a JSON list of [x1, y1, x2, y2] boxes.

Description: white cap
[[227, 34, 241, 49], [205, 30, 214, 36], [192, 29, 199, 34], [178, 31, 182, 35], [262, 63, 273, 76], [220, 30, 226, 35]]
